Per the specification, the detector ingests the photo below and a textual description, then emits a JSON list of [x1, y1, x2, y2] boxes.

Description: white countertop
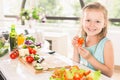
[[0, 50, 112, 80]]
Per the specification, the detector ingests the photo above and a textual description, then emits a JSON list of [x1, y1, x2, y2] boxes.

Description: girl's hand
[[72, 35, 79, 48], [78, 47, 92, 60]]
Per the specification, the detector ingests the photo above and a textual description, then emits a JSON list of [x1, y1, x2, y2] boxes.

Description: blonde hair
[[81, 2, 108, 39]]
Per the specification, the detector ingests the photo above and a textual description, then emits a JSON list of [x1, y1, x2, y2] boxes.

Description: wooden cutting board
[[18, 53, 70, 74]]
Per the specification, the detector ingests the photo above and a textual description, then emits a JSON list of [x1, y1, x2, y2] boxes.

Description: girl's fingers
[[72, 36, 80, 47], [79, 47, 88, 53], [78, 47, 91, 59]]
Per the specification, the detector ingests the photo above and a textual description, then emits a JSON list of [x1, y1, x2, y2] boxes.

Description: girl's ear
[[103, 20, 107, 28], [104, 19, 108, 27]]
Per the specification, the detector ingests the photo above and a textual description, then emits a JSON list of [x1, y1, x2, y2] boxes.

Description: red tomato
[[11, 49, 19, 57], [28, 47, 33, 54], [28, 47, 36, 54], [26, 56, 34, 63], [30, 49, 36, 54], [10, 53, 17, 59], [77, 37, 84, 46]]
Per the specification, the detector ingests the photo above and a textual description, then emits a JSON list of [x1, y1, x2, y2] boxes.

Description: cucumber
[[22, 44, 27, 49], [34, 63, 43, 70], [0, 48, 9, 57], [34, 54, 40, 60], [0, 40, 5, 49], [35, 66, 43, 70]]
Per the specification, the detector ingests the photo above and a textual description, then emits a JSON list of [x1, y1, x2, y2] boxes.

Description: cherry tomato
[[28, 47, 32, 54], [28, 47, 36, 54], [26, 56, 34, 63], [10, 53, 17, 59], [10, 49, 19, 58], [30, 49, 36, 54]]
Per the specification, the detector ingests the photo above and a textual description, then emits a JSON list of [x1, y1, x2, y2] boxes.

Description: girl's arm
[[73, 48, 80, 63], [87, 40, 114, 77]]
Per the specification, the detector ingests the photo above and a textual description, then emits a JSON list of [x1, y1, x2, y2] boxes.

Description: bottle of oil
[[9, 24, 17, 51]]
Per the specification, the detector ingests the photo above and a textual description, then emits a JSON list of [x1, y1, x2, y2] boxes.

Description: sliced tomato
[[10, 53, 17, 59], [77, 37, 84, 46], [26, 56, 34, 63]]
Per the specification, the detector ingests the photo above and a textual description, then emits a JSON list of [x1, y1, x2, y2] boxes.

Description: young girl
[[72, 2, 114, 77]]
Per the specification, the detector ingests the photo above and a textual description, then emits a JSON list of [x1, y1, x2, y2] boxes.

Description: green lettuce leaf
[[91, 70, 101, 80]]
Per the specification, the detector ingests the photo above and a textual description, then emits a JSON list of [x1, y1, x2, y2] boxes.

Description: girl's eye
[[86, 20, 90, 22], [96, 21, 100, 23]]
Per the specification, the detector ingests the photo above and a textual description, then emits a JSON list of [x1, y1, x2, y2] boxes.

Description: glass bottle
[[9, 24, 17, 51], [17, 33, 25, 46]]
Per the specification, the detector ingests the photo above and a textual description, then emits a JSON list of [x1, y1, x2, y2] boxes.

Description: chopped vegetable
[[0, 39, 5, 49], [49, 65, 101, 80], [0, 48, 8, 57], [25, 40, 34, 45], [25, 36, 35, 42], [26, 56, 34, 63], [35, 43, 41, 48], [34, 63, 43, 70], [34, 54, 40, 60]]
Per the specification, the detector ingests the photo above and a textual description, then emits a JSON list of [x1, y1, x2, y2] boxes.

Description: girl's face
[[82, 9, 105, 36]]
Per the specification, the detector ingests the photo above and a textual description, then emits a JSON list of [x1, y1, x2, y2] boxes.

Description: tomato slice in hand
[[26, 56, 34, 63], [10, 53, 17, 59], [77, 37, 84, 46]]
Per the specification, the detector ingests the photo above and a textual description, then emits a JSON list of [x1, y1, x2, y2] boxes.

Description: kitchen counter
[[0, 49, 112, 80]]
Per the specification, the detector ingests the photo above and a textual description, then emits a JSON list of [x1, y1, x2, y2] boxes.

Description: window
[[2, 0, 120, 26], [37, 0, 81, 23], [38, 0, 81, 17], [3, 0, 22, 15]]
